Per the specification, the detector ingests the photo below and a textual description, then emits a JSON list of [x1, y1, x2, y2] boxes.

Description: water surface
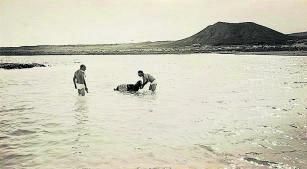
[[0, 54, 306, 168]]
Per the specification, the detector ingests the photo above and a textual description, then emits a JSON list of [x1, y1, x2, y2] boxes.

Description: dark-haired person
[[138, 70, 157, 92], [73, 64, 88, 96], [114, 80, 142, 92]]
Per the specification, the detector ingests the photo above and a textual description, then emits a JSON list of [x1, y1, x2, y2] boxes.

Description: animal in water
[[114, 80, 142, 92]]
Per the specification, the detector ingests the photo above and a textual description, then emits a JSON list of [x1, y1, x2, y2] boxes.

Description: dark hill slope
[[288, 32, 307, 39], [174, 22, 289, 46]]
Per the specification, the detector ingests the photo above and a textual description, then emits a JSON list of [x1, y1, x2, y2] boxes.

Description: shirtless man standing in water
[[73, 64, 88, 96], [138, 70, 157, 92]]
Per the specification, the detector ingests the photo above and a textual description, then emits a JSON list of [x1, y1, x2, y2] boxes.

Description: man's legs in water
[[78, 88, 85, 96]]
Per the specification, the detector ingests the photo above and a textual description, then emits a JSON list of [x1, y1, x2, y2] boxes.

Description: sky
[[0, 0, 307, 47]]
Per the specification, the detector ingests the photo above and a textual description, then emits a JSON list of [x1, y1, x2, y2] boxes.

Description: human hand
[[85, 87, 88, 93]]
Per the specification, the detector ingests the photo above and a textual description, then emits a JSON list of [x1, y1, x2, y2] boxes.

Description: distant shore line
[[0, 45, 306, 56]]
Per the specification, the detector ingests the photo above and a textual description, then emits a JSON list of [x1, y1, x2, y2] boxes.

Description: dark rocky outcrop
[[0, 63, 46, 69]]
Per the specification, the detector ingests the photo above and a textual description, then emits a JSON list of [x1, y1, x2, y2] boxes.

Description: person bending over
[[138, 70, 157, 92]]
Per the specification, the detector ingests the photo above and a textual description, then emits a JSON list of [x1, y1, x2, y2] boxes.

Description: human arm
[[84, 79, 88, 93], [141, 79, 148, 89], [73, 75, 77, 89]]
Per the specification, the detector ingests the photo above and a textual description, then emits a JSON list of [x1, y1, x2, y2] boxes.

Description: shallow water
[[0, 54, 306, 169]]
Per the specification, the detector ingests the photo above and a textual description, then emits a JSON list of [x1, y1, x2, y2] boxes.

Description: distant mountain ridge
[[288, 32, 307, 37], [174, 22, 290, 46], [288, 32, 307, 39]]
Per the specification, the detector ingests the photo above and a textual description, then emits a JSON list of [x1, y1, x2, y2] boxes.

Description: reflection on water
[[0, 54, 306, 169], [73, 97, 89, 154], [72, 97, 90, 167]]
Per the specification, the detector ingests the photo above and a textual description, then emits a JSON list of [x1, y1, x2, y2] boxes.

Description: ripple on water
[[0, 107, 34, 113], [4, 153, 34, 160], [2, 153, 35, 168], [195, 144, 217, 155], [9, 129, 36, 136], [242, 157, 296, 168], [0, 135, 9, 140], [243, 157, 278, 166], [42, 122, 60, 128]]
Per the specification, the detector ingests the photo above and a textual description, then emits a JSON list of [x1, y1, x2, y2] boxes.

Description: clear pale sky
[[1, 0, 307, 47]]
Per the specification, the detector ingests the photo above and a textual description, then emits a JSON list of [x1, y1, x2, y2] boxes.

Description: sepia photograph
[[0, 0, 306, 168]]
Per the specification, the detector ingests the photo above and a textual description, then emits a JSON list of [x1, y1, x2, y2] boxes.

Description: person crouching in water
[[73, 64, 88, 96], [138, 70, 157, 92]]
